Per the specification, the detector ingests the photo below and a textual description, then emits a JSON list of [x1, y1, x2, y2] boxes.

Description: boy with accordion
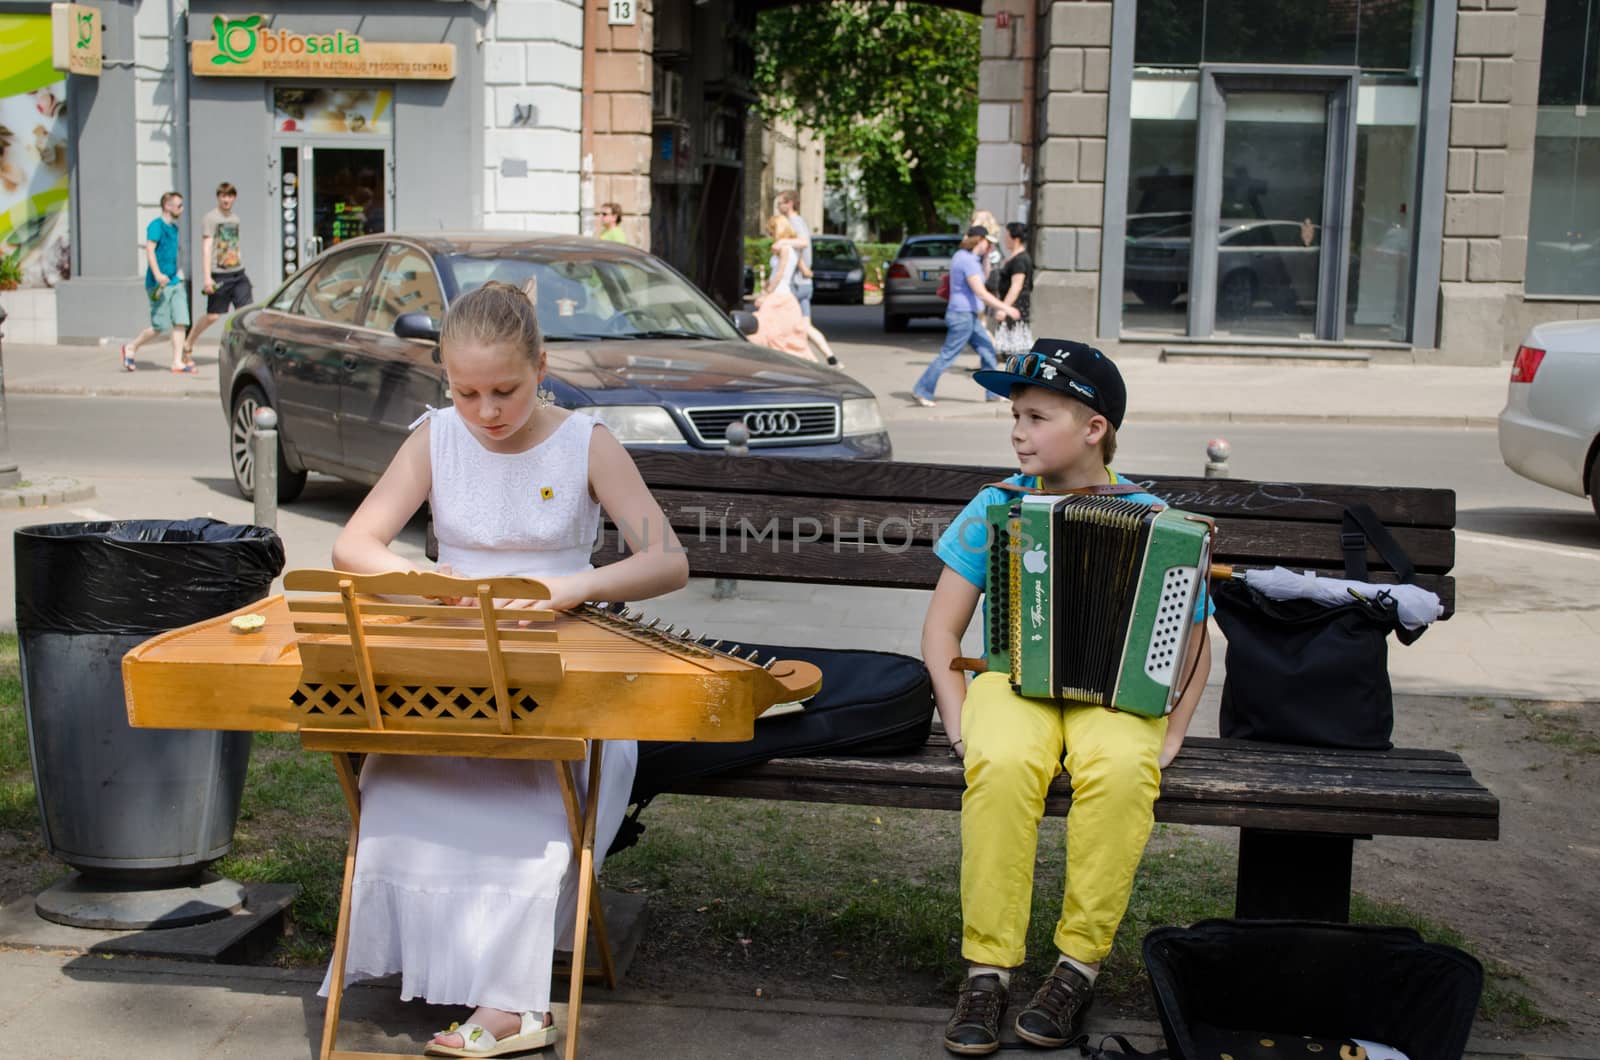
[[921, 339, 1214, 1055]]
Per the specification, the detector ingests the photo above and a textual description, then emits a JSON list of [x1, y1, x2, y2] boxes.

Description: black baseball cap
[[966, 224, 991, 239], [973, 338, 1127, 429]]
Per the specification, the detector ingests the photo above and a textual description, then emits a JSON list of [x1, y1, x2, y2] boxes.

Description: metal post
[[711, 421, 749, 600], [252, 406, 278, 529], [0, 303, 19, 488], [1204, 437, 1231, 479]]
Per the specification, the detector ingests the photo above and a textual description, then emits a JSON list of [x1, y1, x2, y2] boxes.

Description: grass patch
[[0, 634, 42, 833], [1512, 700, 1600, 756]]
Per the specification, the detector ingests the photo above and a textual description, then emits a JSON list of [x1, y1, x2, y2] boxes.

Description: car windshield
[[812, 240, 859, 267], [446, 251, 742, 342], [900, 238, 961, 260]]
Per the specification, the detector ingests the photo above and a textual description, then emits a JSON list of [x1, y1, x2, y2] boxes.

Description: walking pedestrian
[[995, 222, 1035, 355], [911, 225, 1019, 408], [184, 182, 254, 360], [120, 191, 192, 373], [775, 190, 841, 366], [749, 215, 815, 362]]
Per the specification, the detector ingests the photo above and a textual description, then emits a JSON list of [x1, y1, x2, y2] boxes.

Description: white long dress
[[318, 407, 639, 1014]]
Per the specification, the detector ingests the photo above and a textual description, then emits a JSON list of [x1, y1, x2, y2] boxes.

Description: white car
[[1497, 320, 1600, 520]]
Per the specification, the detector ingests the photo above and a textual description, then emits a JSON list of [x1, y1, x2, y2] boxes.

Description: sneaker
[[1014, 962, 1094, 1048], [912, 394, 937, 408], [943, 973, 1008, 1055]]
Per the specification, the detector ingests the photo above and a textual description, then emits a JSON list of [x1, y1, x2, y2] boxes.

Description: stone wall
[[975, 0, 1036, 227], [483, 0, 585, 233], [1030, 0, 1110, 342], [585, 0, 654, 247]]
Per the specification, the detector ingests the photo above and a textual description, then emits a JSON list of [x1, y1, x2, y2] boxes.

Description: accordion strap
[[983, 480, 1147, 497]]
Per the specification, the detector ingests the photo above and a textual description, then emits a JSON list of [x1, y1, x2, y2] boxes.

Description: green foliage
[[753, 2, 980, 236], [0, 252, 23, 291], [745, 237, 900, 287]]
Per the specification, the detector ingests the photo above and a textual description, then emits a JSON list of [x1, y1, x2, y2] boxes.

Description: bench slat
[[628, 453, 1457, 528], [636, 490, 1456, 571], [595, 529, 1458, 614]]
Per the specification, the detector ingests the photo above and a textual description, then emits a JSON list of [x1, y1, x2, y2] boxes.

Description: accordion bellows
[[984, 493, 1212, 717]]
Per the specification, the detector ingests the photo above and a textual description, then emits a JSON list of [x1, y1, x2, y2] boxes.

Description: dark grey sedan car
[[220, 232, 891, 501]]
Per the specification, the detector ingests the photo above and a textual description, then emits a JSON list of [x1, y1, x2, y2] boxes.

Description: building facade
[[1018, 0, 1600, 365]]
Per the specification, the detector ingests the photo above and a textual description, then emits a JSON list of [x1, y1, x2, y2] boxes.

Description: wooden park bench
[[603, 451, 1499, 924]]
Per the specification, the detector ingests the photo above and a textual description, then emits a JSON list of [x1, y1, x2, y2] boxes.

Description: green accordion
[[983, 493, 1213, 717]]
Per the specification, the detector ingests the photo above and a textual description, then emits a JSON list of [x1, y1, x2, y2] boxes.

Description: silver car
[[882, 235, 963, 331], [1498, 319, 1600, 521]]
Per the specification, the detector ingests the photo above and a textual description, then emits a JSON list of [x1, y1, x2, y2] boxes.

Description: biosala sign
[[210, 15, 361, 64]]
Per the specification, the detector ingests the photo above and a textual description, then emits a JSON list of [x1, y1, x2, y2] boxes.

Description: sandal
[[423, 1011, 555, 1057], [170, 364, 199, 374], [120, 344, 137, 372]]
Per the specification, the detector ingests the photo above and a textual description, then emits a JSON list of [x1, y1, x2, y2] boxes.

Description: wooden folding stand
[[121, 569, 823, 1060], [287, 569, 609, 1060]]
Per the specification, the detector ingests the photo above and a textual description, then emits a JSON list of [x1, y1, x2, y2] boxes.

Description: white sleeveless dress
[[319, 407, 639, 1014]]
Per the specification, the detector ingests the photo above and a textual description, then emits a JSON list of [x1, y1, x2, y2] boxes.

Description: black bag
[[1143, 919, 1483, 1060], [1213, 505, 1425, 750], [610, 641, 933, 854]]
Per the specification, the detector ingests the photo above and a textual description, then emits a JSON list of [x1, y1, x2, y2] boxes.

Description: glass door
[[1188, 69, 1357, 341], [1214, 93, 1327, 337]]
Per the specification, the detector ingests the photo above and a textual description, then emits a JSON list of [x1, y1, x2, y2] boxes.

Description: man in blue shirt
[[119, 192, 193, 373]]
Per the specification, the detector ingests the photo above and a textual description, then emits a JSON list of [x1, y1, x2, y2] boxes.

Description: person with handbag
[[911, 225, 1019, 408], [920, 340, 1213, 1055]]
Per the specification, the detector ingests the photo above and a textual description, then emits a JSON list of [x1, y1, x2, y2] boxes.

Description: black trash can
[[16, 518, 284, 884]]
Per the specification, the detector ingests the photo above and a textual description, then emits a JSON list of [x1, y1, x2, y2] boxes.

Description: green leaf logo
[[213, 14, 261, 65]]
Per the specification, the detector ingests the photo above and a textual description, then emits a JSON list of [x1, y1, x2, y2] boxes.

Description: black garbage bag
[[15, 518, 285, 635], [1143, 920, 1483, 1060]]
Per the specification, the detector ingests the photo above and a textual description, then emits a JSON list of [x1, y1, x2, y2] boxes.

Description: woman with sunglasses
[[911, 225, 1020, 408]]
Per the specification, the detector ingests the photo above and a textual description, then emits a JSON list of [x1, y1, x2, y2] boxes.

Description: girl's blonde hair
[[440, 281, 542, 363], [970, 209, 1000, 236], [767, 215, 797, 241]]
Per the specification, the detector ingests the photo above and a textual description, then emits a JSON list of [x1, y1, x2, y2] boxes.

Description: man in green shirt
[[598, 202, 627, 244]]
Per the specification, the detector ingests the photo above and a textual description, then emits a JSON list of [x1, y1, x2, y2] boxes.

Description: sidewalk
[[0, 946, 1589, 1060]]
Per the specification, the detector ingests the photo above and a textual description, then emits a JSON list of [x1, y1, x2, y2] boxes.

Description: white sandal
[[423, 1011, 555, 1057]]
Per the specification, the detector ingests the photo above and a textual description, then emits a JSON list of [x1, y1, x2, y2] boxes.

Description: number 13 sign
[[608, 0, 636, 25]]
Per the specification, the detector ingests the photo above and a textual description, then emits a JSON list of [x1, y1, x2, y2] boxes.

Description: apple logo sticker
[[1022, 546, 1048, 574]]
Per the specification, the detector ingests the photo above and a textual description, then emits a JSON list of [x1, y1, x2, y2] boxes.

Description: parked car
[[1124, 216, 1322, 317], [809, 235, 865, 305], [1497, 320, 1600, 520], [220, 232, 891, 502], [882, 234, 963, 331]]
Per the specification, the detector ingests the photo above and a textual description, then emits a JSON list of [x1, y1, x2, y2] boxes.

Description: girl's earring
[[537, 385, 555, 408]]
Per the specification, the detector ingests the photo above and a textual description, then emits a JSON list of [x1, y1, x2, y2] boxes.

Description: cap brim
[[972, 369, 1026, 400]]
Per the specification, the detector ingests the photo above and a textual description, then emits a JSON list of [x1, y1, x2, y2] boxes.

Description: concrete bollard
[[1204, 437, 1231, 479], [711, 421, 750, 600], [252, 406, 279, 529]]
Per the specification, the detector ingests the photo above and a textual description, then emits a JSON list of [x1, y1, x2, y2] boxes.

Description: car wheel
[[884, 312, 908, 332], [1590, 450, 1600, 523], [230, 383, 308, 504], [1131, 281, 1180, 308], [1217, 270, 1257, 319]]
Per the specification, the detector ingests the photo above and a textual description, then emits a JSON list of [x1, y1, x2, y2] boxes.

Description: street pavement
[[0, 320, 1595, 1057]]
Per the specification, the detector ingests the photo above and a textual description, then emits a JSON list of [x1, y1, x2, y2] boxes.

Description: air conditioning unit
[[652, 68, 684, 122]]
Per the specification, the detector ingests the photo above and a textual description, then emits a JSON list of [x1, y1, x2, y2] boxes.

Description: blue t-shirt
[[145, 217, 180, 290], [934, 471, 1213, 645], [947, 248, 984, 313]]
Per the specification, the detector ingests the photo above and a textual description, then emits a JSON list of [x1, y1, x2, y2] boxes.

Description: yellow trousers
[[960, 672, 1165, 968]]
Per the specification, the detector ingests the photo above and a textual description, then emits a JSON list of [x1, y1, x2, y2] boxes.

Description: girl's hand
[[428, 563, 468, 606], [1158, 733, 1184, 769], [525, 573, 591, 614]]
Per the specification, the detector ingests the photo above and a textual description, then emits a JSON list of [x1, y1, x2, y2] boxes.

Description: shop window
[[366, 244, 445, 333], [273, 87, 393, 136], [1526, 0, 1600, 297], [1133, 0, 1419, 75], [1123, 109, 1198, 335]]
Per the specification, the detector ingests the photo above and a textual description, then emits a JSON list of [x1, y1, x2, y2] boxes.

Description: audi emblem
[[742, 410, 804, 436]]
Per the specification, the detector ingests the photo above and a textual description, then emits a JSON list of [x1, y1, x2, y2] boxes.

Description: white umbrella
[[1238, 566, 1444, 631]]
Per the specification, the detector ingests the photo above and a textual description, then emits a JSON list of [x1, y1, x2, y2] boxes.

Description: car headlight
[[845, 268, 863, 282], [842, 397, 885, 437], [572, 405, 684, 444]]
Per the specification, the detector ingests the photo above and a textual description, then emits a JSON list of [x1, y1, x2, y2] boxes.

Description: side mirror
[[395, 312, 440, 343], [730, 309, 759, 336]]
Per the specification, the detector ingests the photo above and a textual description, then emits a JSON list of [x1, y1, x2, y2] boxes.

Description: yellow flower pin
[[540, 486, 555, 500]]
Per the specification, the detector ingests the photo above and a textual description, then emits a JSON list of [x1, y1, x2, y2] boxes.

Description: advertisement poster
[[0, 13, 71, 289]]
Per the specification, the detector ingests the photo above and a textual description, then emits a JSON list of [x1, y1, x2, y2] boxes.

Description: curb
[[885, 406, 1499, 429], [0, 475, 96, 509], [9, 383, 216, 400]]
